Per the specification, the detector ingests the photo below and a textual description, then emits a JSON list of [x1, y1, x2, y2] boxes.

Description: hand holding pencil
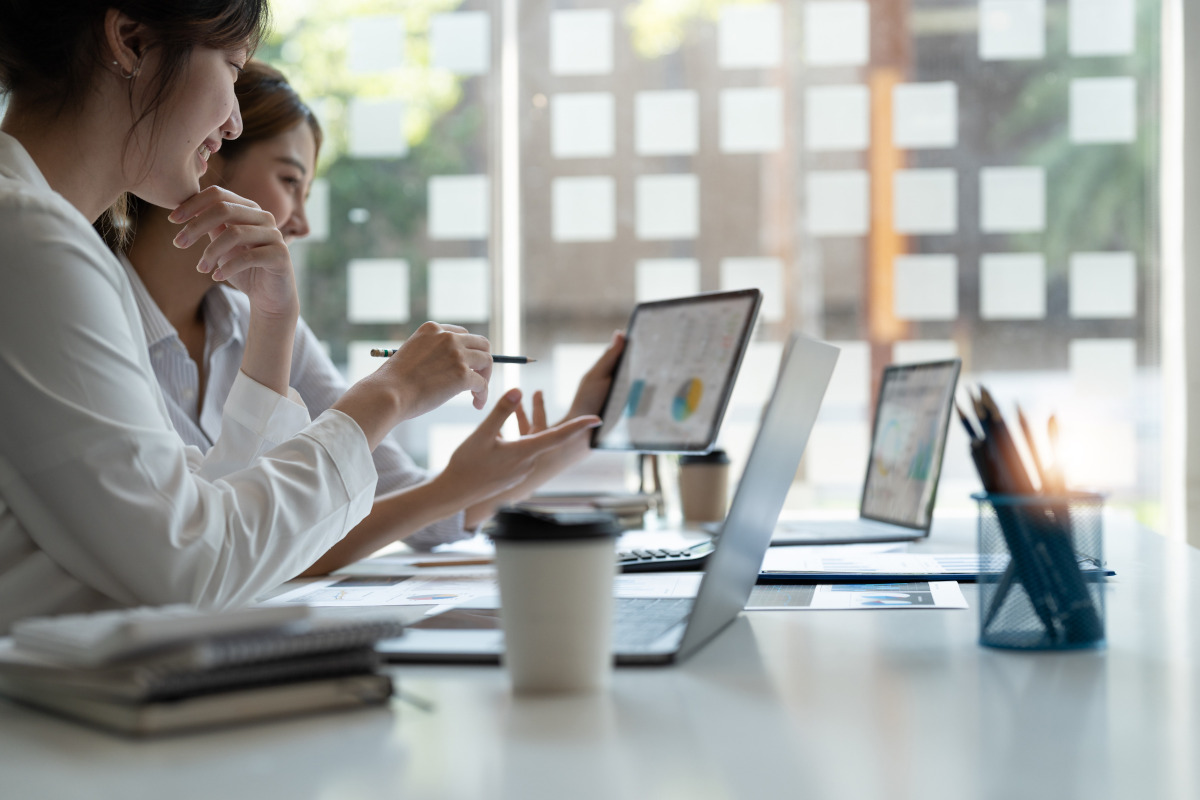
[[372, 349, 536, 364]]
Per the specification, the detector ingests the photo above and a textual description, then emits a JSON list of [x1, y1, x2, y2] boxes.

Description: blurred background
[[259, 0, 1166, 529]]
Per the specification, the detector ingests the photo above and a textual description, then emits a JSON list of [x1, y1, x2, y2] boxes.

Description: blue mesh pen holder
[[973, 492, 1106, 651]]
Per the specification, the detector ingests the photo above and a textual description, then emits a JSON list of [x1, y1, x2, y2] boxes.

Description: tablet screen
[[592, 289, 761, 452]]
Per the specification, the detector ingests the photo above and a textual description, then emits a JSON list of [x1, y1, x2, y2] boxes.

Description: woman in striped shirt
[[114, 61, 623, 575]]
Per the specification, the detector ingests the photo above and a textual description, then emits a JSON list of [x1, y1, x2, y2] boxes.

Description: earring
[[112, 59, 139, 79]]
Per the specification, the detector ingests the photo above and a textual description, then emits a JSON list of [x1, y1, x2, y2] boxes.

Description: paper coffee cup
[[678, 450, 731, 523], [490, 508, 620, 693]]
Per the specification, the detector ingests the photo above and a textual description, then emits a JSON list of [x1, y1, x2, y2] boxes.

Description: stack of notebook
[[0, 604, 405, 736]]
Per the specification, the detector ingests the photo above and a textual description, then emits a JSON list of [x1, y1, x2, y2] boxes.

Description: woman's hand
[[561, 330, 626, 421], [168, 187, 300, 396], [169, 186, 298, 321], [461, 332, 626, 527], [333, 322, 494, 450], [381, 322, 494, 415], [443, 388, 602, 510]]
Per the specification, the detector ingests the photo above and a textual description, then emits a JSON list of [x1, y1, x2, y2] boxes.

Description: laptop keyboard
[[612, 597, 694, 649]]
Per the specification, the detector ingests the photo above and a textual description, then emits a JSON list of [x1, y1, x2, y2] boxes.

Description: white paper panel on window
[[347, 16, 404, 74], [552, 93, 615, 159], [807, 171, 870, 236], [980, 254, 1046, 320], [1070, 339, 1137, 398], [553, 343, 608, 411], [428, 175, 489, 240], [635, 175, 699, 240], [429, 258, 490, 322], [893, 82, 958, 149], [1069, 0, 1135, 57], [825, 341, 871, 407], [893, 170, 958, 235], [550, 10, 613, 76], [980, 167, 1046, 233], [304, 178, 330, 243], [430, 12, 490, 75], [1070, 77, 1137, 144], [348, 98, 407, 158], [553, 177, 615, 242], [979, 0, 1046, 61], [1070, 252, 1137, 319], [894, 255, 958, 321], [720, 88, 783, 154], [636, 259, 700, 303], [635, 91, 699, 156], [804, 1, 870, 67], [718, 3, 783, 69], [805, 85, 871, 152], [347, 259, 409, 324]]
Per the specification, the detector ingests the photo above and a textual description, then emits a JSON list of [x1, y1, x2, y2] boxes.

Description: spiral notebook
[[0, 614, 405, 735]]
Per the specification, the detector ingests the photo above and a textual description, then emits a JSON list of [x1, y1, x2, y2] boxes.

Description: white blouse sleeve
[[193, 369, 314, 482], [289, 317, 471, 549], [0, 191, 376, 611]]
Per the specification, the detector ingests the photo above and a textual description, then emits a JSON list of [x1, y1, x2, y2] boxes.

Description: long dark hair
[[0, 1, 271, 243]]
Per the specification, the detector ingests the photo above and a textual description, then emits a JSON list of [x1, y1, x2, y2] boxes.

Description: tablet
[[591, 289, 761, 452]]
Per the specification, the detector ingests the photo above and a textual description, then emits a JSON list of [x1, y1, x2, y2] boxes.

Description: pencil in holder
[[973, 492, 1106, 651]]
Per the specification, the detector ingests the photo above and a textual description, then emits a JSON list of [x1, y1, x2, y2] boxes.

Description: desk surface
[[1, 515, 1197, 800]]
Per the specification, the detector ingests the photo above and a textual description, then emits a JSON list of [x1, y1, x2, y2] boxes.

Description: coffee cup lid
[[488, 507, 621, 541], [679, 449, 730, 466]]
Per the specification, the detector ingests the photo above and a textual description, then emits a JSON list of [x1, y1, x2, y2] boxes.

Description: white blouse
[[0, 133, 377, 633], [119, 256, 468, 550]]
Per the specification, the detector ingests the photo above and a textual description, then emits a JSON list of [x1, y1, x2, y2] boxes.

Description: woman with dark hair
[[0, 2, 599, 631], [119, 61, 624, 574]]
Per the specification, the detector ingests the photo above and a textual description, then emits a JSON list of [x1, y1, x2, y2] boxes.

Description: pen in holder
[[974, 491, 1106, 650]]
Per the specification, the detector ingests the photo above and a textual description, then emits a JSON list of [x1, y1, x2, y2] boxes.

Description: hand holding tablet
[[591, 290, 761, 452]]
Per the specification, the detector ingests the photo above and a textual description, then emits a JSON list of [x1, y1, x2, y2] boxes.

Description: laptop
[[377, 333, 839, 666], [772, 358, 962, 546]]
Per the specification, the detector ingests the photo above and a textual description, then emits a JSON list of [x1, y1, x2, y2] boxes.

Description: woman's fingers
[[514, 415, 601, 457], [199, 227, 285, 278], [474, 388, 522, 438], [171, 189, 266, 244], [515, 402, 532, 436], [531, 390, 548, 432]]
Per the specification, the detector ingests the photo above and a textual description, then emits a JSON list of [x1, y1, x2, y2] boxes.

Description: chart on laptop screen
[[860, 363, 958, 527], [594, 292, 757, 451]]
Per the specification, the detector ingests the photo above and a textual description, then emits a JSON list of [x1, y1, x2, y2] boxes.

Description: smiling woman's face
[[207, 121, 317, 243], [127, 46, 247, 209]]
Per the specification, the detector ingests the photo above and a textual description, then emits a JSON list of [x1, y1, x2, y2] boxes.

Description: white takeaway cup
[[490, 508, 620, 694]]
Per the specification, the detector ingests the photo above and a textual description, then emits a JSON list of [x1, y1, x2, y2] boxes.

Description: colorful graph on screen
[[672, 378, 704, 422]]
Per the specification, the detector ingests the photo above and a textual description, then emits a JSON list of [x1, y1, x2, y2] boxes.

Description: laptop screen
[[858, 360, 961, 530]]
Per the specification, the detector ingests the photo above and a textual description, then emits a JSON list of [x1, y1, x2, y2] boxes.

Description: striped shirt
[[119, 254, 468, 551]]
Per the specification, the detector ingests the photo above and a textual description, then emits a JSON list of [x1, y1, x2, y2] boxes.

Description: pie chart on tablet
[[672, 378, 703, 422]]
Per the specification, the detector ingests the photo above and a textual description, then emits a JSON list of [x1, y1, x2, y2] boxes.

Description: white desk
[[1, 515, 1198, 800]]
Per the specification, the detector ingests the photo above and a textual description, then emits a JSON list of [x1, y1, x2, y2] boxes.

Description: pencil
[[1015, 404, 1048, 491], [409, 557, 495, 568], [370, 349, 536, 364]]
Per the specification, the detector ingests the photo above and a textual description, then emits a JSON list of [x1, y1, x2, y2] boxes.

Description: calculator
[[617, 540, 715, 572]]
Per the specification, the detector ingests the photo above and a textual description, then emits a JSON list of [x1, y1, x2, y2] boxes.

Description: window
[[266, 0, 1163, 521]]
